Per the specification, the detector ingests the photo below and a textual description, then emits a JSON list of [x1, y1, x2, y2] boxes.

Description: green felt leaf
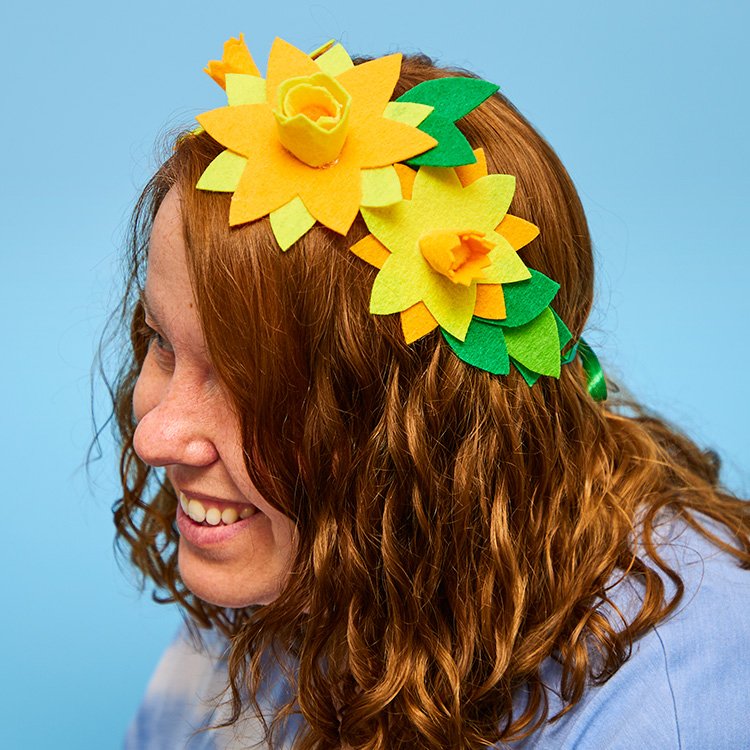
[[511, 357, 541, 387], [500, 270, 561, 328], [442, 317, 510, 375], [396, 78, 499, 122], [404, 115, 477, 167], [552, 309, 578, 363], [504, 307, 561, 377]]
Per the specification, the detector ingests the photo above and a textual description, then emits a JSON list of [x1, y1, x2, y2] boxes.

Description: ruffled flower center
[[274, 72, 352, 167], [419, 229, 494, 285]]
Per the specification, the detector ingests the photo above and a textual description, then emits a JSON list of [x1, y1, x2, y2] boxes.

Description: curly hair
[[110, 55, 750, 749]]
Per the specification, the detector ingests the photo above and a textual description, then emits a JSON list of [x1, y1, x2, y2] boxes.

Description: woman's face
[[132, 187, 296, 608]]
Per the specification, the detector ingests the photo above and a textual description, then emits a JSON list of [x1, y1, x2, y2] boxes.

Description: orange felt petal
[[204, 34, 260, 88], [196, 104, 271, 158], [350, 234, 391, 268], [394, 163, 416, 200], [474, 283, 506, 319], [296, 161, 362, 234], [265, 37, 320, 105], [336, 53, 402, 119], [455, 148, 488, 186], [495, 214, 540, 251], [347, 116, 437, 169], [401, 302, 439, 344], [229, 153, 297, 226]]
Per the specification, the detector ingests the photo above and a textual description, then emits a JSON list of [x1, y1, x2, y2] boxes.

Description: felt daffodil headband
[[193, 35, 607, 397]]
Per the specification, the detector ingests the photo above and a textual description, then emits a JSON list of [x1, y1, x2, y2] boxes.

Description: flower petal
[[265, 37, 320, 106], [315, 42, 354, 77], [401, 302, 438, 343], [269, 196, 316, 250], [225, 73, 266, 106], [455, 148, 487, 186], [370, 255, 426, 314], [481, 233, 532, 285], [229, 155, 296, 226], [336, 53, 402, 119], [296, 161, 362, 234], [346, 116, 437, 169], [196, 149, 247, 192], [474, 283, 506, 320], [196, 104, 272, 158], [350, 235, 391, 269], [383, 101, 434, 127], [361, 166, 402, 207], [495, 214, 540, 252]]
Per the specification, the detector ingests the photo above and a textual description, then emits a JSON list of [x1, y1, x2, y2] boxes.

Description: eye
[[141, 319, 175, 365]]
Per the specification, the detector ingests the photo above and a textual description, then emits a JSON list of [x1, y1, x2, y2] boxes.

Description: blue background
[[2, 1, 747, 747]]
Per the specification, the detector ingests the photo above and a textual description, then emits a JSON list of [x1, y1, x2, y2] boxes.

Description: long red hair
[[110, 55, 749, 748]]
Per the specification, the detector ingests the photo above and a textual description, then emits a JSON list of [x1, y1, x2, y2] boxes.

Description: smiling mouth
[[179, 492, 257, 527]]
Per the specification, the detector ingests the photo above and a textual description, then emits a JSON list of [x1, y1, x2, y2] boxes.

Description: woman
[[116, 36, 750, 749]]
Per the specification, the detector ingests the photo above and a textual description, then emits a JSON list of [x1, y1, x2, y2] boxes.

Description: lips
[[175, 492, 262, 548]]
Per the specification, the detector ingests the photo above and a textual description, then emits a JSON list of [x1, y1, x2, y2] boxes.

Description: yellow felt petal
[[336, 53, 403, 119], [401, 302, 439, 343], [382, 101, 434, 127], [296, 161, 362, 234], [481, 233, 532, 284], [204, 34, 260, 87], [455, 148, 488, 186], [229, 153, 297, 226], [473, 283, 506, 320], [266, 37, 320, 105], [196, 104, 271, 158], [269, 197, 316, 250], [316, 43, 354, 76], [225, 73, 267, 106], [394, 163, 416, 200], [309, 39, 335, 59], [496, 214, 540, 251], [196, 149, 248, 192], [350, 234, 390, 269], [361, 166, 402, 207], [346, 116, 437, 169]]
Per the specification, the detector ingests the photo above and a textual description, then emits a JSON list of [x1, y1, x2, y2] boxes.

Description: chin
[[177, 541, 283, 608]]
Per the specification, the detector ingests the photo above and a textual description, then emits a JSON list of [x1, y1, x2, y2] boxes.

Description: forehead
[[143, 187, 198, 329]]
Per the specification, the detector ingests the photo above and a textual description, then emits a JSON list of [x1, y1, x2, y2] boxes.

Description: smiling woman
[[112, 35, 750, 750]]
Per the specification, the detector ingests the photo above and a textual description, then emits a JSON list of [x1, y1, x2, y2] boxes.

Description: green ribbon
[[576, 338, 607, 402]]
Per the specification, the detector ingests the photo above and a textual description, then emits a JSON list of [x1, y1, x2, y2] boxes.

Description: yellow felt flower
[[196, 37, 437, 248], [351, 150, 541, 342], [204, 33, 261, 89]]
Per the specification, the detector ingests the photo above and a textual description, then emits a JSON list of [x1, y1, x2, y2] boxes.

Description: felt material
[[360, 166, 402, 207], [269, 197, 316, 251], [225, 74, 266, 106], [419, 230, 493, 285], [474, 283, 506, 319], [455, 148, 487, 187], [512, 357, 541, 387], [553, 310, 574, 356], [500, 270, 560, 327], [396, 78, 499, 167], [314, 43, 354, 76], [504, 307, 561, 377], [394, 163, 416, 199], [204, 34, 260, 89], [496, 214, 540, 252], [274, 73, 352, 167], [195, 149, 248, 192], [362, 166, 530, 340], [308, 39, 335, 59], [350, 234, 390, 268], [401, 302, 439, 343], [383, 101, 434, 127], [197, 38, 436, 237], [442, 318, 510, 375]]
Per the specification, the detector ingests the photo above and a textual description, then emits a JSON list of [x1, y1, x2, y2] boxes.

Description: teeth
[[179, 493, 256, 526], [221, 507, 238, 525]]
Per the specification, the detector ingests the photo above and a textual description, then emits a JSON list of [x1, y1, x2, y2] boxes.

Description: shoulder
[[124, 624, 230, 749], [510, 516, 750, 750]]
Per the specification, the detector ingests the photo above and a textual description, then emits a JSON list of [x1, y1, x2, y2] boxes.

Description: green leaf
[[511, 357, 541, 387], [442, 317, 510, 375], [404, 115, 477, 167], [396, 78, 499, 121], [504, 307, 561, 377], [500, 270, 561, 328]]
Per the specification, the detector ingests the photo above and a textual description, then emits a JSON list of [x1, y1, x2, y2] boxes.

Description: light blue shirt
[[125, 517, 750, 749]]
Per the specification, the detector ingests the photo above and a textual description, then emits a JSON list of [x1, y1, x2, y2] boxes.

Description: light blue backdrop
[[2, 1, 747, 747]]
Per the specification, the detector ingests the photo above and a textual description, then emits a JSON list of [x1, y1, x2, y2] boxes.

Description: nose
[[133, 374, 219, 469]]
